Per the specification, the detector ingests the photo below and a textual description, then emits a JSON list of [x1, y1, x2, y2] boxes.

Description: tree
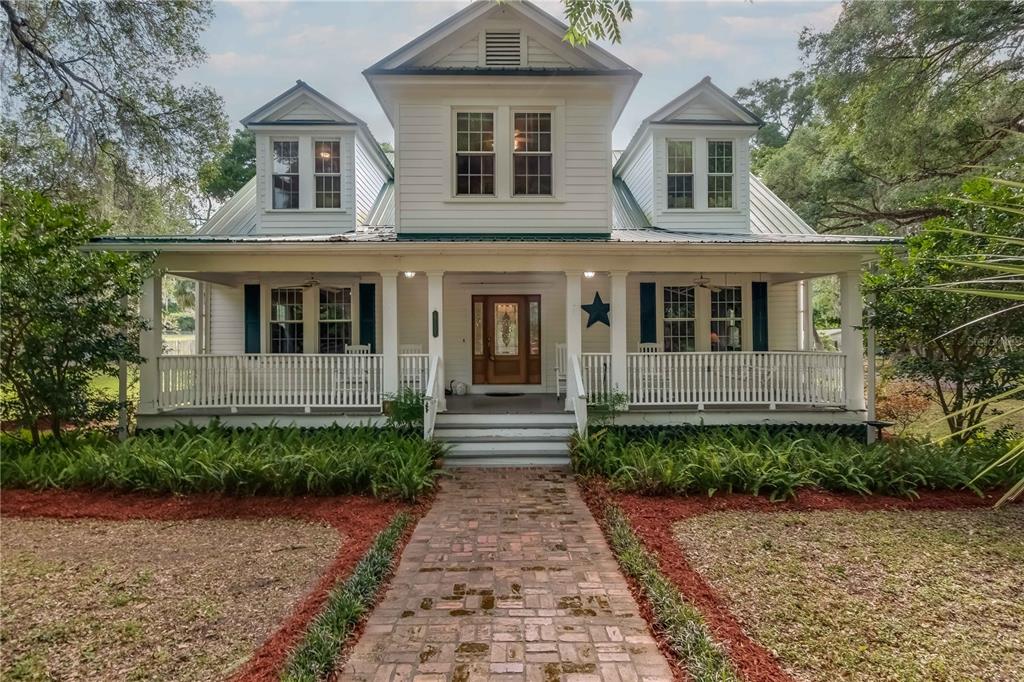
[[864, 178, 1024, 442], [560, 0, 633, 46], [1, 0, 228, 232], [753, 0, 1024, 232], [0, 185, 152, 444], [733, 71, 815, 170], [196, 128, 256, 222]]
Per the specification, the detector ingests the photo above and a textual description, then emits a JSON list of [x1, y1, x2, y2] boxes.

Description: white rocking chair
[[554, 342, 567, 398]]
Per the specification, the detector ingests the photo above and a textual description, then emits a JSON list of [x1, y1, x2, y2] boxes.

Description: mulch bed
[[578, 479, 1012, 682], [1, 489, 424, 682]]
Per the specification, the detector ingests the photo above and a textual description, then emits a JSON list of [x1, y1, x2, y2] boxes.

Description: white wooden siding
[[209, 284, 244, 355], [433, 36, 479, 67], [398, 276, 429, 348], [662, 92, 735, 122], [278, 101, 335, 121], [396, 100, 612, 233], [354, 136, 388, 225], [526, 37, 571, 68]]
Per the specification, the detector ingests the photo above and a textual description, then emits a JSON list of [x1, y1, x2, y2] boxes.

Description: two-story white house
[[93, 1, 895, 463]]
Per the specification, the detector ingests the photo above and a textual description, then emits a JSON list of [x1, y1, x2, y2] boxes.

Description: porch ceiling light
[[583, 271, 596, 278], [403, 271, 416, 278]]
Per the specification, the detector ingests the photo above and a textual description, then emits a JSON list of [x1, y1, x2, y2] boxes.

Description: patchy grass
[[902, 397, 1024, 439], [674, 508, 1024, 681], [601, 504, 738, 682], [1, 517, 339, 681], [282, 512, 412, 681]]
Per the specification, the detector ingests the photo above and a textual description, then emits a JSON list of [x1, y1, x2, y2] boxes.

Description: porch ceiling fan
[[693, 273, 723, 292], [301, 272, 320, 289]]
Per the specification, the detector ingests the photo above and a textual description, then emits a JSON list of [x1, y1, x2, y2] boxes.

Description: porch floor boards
[[445, 394, 566, 414]]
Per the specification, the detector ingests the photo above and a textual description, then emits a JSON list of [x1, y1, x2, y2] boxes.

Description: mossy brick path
[[342, 469, 674, 682]]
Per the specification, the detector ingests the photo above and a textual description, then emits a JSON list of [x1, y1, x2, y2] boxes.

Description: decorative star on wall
[[582, 292, 611, 328]]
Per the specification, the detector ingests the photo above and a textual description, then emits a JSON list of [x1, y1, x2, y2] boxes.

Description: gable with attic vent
[[426, 28, 579, 69]]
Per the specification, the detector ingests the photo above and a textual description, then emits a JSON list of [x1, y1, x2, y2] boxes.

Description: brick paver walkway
[[342, 469, 673, 682]]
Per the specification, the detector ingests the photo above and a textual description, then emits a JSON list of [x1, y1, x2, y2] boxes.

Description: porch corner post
[[839, 271, 866, 413], [138, 275, 162, 415], [565, 271, 582, 410], [427, 271, 446, 412], [610, 271, 628, 398], [381, 271, 399, 396]]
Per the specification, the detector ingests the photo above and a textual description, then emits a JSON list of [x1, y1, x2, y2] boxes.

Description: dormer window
[[314, 140, 341, 208], [666, 140, 694, 209], [272, 141, 299, 209], [513, 112, 552, 196], [455, 112, 495, 195], [707, 140, 734, 208]]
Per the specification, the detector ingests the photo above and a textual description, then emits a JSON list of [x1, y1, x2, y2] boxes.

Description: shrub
[[572, 426, 1022, 500], [383, 388, 426, 430], [0, 423, 441, 501], [876, 379, 931, 434], [282, 512, 411, 681]]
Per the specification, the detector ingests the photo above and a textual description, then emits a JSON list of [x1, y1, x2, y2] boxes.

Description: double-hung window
[[710, 286, 742, 351], [666, 140, 694, 209], [663, 286, 696, 352], [513, 112, 552, 196], [707, 140, 734, 208], [270, 287, 303, 353], [314, 140, 341, 208], [455, 112, 495, 195], [318, 287, 352, 353], [272, 141, 299, 209]]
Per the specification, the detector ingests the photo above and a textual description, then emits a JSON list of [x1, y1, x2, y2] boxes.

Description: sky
[[183, 0, 842, 149]]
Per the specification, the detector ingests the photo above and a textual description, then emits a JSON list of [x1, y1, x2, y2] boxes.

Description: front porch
[[137, 253, 869, 432]]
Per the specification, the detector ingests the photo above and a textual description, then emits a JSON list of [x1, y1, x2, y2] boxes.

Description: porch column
[[381, 271, 399, 395], [138, 275, 162, 414], [427, 271, 446, 411], [565, 272, 582, 409], [839, 271, 866, 413], [610, 271, 628, 396]]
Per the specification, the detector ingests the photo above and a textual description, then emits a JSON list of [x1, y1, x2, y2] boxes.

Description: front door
[[472, 295, 541, 384]]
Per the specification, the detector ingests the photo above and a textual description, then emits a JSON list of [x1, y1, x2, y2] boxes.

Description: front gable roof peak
[[646, 76, 762, 126], [242, 80, 365, 127]]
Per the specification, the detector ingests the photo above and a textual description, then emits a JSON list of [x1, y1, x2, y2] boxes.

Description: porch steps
[[434, 413, 575, 468]]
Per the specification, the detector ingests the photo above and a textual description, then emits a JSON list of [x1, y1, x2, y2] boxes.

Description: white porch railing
[[580, 352, 612, 400], [568, 353, 588, 437], [399, 353, 430, 393], [157, 354, 384, 410], [423, 355, 443, 440], [618, 351, 845, 408]]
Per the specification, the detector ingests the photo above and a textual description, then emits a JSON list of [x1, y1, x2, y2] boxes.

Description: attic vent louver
[[484, 31, 522, 66]]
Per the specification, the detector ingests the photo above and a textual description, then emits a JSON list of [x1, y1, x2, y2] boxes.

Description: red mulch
[[1, 489, 422, 682], [579, 480, 1013, 682]]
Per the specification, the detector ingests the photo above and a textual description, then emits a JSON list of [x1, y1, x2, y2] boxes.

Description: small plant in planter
[[589, 389, 629, 426], [383, 388, 426, 430]]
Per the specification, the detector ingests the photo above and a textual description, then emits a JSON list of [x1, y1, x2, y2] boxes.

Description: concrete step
[[436, 412, 574, 427], [442, 455, 571, 468], [435, 427, 573, 440], [444, 440, 569, 455]]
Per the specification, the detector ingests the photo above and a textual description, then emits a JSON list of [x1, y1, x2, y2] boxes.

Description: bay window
[[272, 141, 299, 209], [270, 287, 303, 353], [666, 140, 694, 209], [707, 140, 734, 208], [455, 112, 495, 196], [513, 112, 552, 196], [314, 140, 341, 208], [710, 286, 742, 351]]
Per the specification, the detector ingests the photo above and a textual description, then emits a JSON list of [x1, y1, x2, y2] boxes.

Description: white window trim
[[510, 109, 554, 198], [661, 284, 697, 352], [657, 278, 752, 352], [263, 130, 351, 214], [706, 138, 736, 211], [709, 284, 744, 352], [317, 285, 354, 354], [664, 138, 695, 211], [312, 138, 343, 210], [258, 279, 362, 354], [451, 108, 498, 198], [270, 138, 300, 211]]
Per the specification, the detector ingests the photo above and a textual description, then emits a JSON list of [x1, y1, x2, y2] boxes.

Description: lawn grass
[[674, 508, 1024, 681], [572, 426, 1021, 499], [0, 424, 441, 501], [902, 398, 1024, 439], [1, 517, 339, 681]]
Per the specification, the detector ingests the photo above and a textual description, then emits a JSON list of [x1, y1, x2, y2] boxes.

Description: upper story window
[[455, 112, 495, 195], [272, 141, 299, 209], [666, 140, 694, 209], [707, 140, 734, 208], [513, 112, 552, 196], [663, 286, 696, 352], [270, 287, 303, 353], [710, 285, 742, 351], [314, 140, 341, 209]]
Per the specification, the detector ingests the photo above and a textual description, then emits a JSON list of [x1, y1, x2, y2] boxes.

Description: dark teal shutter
[[752, 281, 769, 351], [359, 283, 376, 353], [243, 284, 261, 353], [640, 282, 657, 344]]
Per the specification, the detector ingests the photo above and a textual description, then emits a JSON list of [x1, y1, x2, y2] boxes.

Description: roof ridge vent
[[484, 30, 522, 67]]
